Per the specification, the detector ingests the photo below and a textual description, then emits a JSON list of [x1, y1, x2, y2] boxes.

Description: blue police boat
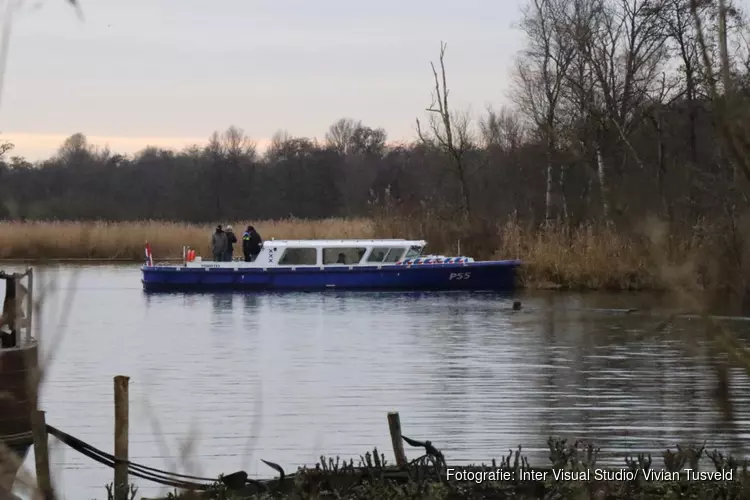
[[140, 239, 521, 292]]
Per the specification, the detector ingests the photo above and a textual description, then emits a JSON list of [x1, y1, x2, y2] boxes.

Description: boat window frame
[[366, 247, 390, 263], [322, 247, 367, 265], [383, 247, 406, 262], [277, 247, 319, 266], [404, 245, 423, 259], [366, 246, 406, 263]]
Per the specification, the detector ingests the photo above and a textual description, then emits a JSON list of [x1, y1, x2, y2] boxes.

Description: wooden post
[[31, 410, 53, 500], [387, 412, 407, 468], [25, 268, 33, 345], [114, 376, 129, 500]]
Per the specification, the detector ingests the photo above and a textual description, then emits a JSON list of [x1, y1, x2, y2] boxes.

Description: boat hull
[[141, 260, 521, 292]]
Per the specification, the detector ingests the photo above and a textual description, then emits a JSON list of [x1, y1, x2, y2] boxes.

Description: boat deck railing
[[0, 267, 34, 349]]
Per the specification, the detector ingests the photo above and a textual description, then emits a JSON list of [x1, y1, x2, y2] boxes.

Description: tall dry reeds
[[372, 211, 716, 291], [0, 219, 374, 261], [498, 218, 713, 291]]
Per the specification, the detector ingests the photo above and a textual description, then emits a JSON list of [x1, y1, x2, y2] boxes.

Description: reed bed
[[372, 214, 709, 291], [0, 219, 374, 261], [0, 218, 715, 290], [497, 219, 709, 291]]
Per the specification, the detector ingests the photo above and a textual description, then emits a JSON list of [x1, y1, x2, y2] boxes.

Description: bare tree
[[55, 132, 97, 166], [480, 106, 529, 215], [554, 0, 600, 218], [658, 0, 707, 167], [691, 0, 750, 182], [641, 72, 682, 220], [416, 41, 474, 219], [266, 129, 292, 161], [480, 106, 526, 152], [514, 0, 576, 222], [326, 118, 387, 157], [266, 129, 316, 161], [0, 138, 12, 159], [349, 125, 387, 157], [325, 118, 360, 154], [560, 0, 668, 221], [221, 125, 257, 160]]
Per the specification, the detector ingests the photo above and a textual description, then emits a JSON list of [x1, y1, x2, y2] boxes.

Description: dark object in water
[[512, 300, 522, 311]]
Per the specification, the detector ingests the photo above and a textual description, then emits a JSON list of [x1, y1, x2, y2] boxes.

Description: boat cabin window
[[367, 247, 406, 263], [384, 248, 406, 262], [404, 246, 423, 259], [323, 247, 366, 265], [278, 247, 318, 266]]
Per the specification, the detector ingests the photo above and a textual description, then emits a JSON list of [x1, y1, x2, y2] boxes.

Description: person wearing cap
[[224, 225, 237, 261]]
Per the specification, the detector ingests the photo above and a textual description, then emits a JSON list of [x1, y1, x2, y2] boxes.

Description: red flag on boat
[[145, 242, 154, 267]]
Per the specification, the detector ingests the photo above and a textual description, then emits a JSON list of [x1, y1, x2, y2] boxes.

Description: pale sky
[[0, 0, 525, 161]]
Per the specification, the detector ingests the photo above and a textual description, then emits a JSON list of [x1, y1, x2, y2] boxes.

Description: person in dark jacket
[[242, 226, 263, 262], [211, 225, 227, 262], [224, 225, 237, 261]]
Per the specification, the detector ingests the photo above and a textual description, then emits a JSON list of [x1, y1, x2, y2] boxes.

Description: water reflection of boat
[[0, 270, 37, 496], [141, 239, 522, 292]]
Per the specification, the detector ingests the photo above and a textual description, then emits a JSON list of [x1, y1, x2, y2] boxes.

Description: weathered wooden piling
[[31, 409, 53, 499], [1, 270, 40, 496], [387, 412, 407, 467], [114, 376, 129, 500], [24, 268, 33, 344]]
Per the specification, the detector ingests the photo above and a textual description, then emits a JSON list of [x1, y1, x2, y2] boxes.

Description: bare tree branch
[[416, 41, 473, 218]]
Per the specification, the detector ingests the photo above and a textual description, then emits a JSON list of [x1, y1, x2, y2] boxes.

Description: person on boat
[[242, 226, 262, 262], [224, 225, 237, 261], [211, 225, 228, 262], [336, 253, 346, 264]]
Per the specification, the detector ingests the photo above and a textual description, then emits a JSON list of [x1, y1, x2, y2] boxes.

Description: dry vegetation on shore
[[0, 217, 714, 291]]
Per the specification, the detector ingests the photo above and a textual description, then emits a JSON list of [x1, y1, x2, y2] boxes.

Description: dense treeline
[[1, 0, 750, 236]]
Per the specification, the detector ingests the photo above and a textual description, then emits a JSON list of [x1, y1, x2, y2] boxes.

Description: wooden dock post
[[387, 412, 407, 468], [31, 409, 53, 499], [25, 267, 33, 345], [114, 376, 129, 500]]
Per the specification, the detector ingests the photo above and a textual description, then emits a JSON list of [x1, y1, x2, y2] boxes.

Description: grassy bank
[[0, 218, 711, 290], [146, 440, 747, 500]]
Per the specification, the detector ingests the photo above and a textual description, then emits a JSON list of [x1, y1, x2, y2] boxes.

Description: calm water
[[5, 264, 750, 499]]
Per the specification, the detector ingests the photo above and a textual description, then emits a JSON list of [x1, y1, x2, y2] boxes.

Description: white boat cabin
[[185, 239, 427, 268]]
